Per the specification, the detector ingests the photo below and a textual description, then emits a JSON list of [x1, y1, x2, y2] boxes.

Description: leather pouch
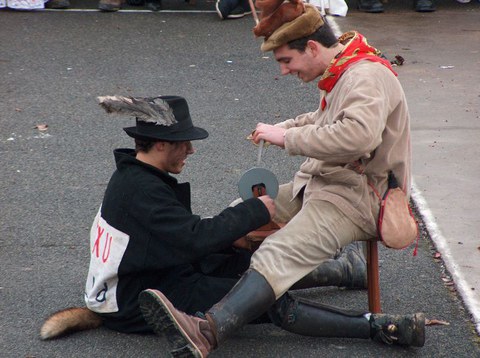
[[377, 172, 418, 249]]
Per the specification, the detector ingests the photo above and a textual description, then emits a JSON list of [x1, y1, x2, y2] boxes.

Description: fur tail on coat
[[40, 307, 102, 340]]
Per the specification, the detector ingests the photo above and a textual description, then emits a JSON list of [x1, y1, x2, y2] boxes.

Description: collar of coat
[[114, 148, 179, 186], [317, 31, 397, 111]]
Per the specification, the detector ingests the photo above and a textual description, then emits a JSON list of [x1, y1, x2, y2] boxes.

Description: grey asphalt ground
[[1, 1, 480, 357]]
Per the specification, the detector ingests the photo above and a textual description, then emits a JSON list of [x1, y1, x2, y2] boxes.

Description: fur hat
[[257, 3, 324, 52], [98, 95, 208, 142]]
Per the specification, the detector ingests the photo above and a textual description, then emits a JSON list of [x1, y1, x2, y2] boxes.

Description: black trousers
[[182, 247, 253, 314], [103, 248, 262, 333]]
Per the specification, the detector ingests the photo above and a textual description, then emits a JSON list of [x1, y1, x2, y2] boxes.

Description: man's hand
[[252, 123, 286, 148], [258, 195, 276, 219], [233, 195, 276, 252], [232, 236, 255, 251]]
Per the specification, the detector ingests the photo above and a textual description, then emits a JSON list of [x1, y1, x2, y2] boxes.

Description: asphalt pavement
[[1, 1, 479, 357]]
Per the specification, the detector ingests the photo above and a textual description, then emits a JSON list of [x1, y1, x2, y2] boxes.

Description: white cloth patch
[[84, 208, 130, 313], [0, 0, 45, 9]]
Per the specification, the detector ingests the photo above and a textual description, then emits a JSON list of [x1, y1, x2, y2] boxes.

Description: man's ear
[[154, 141, 167, 152], [306, 40, 320, 56]]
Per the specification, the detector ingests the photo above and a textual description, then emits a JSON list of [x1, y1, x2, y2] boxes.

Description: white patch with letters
[[84, 208, 130, 313]]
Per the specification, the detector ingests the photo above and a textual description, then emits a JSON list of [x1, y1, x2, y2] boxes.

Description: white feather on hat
[[97, 95, 177, 126]]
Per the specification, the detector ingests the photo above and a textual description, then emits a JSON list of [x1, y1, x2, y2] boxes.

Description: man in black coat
[[84, 95, 278, 333], [40, 95, 366, 340]]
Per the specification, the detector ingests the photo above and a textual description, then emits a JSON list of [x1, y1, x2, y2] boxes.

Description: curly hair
[[134, 138, 156, 153]]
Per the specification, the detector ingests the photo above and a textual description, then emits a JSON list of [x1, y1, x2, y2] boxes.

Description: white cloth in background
[[0, 0, 45, 9], [306, 0, 348, 16]]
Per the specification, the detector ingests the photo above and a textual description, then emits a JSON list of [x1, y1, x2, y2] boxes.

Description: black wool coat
[[85, 149, 270, 333]]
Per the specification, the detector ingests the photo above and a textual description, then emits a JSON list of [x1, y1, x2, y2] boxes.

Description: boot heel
[[139, 289, 214, 357], [139, 290, 191, 350]]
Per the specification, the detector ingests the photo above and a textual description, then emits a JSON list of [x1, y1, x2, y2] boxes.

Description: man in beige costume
[[138, 4, 425, 357]]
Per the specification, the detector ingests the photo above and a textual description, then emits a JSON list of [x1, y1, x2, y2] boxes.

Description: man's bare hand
[[258, 195, 276, 219], [252, 123, 286, 148]]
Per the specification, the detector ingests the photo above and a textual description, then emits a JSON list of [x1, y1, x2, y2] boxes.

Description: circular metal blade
[[238, 167, 279, 200]]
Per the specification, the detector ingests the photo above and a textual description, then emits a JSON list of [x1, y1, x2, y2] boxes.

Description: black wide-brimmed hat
[[98, 95, 208, 142]]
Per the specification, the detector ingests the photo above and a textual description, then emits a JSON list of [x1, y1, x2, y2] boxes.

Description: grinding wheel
[[238, 167, 279, 200]]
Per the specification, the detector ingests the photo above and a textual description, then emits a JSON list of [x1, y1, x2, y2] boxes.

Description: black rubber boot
[[415, 0, 435, 12], [357, 0, 384, 13], [269, 293, 371, 338], [291, 241, 367, 290], [370, 312, 426, 347], [269, 293, 426, 347], [206, 269, 276, 344]]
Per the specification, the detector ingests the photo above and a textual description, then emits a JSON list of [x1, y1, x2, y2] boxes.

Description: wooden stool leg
[[367, 240, 381, 313]]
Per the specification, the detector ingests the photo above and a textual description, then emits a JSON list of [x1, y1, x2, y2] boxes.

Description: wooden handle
[[367, 240, 382, 313]]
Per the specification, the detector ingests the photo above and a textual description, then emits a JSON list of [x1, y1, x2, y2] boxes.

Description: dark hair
[[134, 138, 156, 153], [287, 18, 338, 52]]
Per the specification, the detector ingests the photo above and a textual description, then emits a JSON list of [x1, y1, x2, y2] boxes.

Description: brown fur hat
[[258, 3, 324, 52], [253, 0, 305, 39]]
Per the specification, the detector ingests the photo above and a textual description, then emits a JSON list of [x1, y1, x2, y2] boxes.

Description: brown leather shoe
[[139, 289, 216, 357], [98, 0, 123, 11]]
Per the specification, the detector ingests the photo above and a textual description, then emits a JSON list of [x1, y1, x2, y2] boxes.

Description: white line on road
[[412, 180, 480, 335]]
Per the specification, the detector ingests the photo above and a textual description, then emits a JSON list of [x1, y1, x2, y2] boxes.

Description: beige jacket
[[279, 60, 412, 236]]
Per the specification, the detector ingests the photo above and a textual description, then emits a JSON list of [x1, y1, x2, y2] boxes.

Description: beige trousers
[[250, 182, 372, 299]]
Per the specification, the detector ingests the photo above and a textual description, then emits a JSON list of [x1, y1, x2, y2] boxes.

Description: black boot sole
[[139, 290, 203, 358]]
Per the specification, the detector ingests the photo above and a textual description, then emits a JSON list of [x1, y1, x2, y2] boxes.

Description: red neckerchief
[[318, 31, 397, 110]]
